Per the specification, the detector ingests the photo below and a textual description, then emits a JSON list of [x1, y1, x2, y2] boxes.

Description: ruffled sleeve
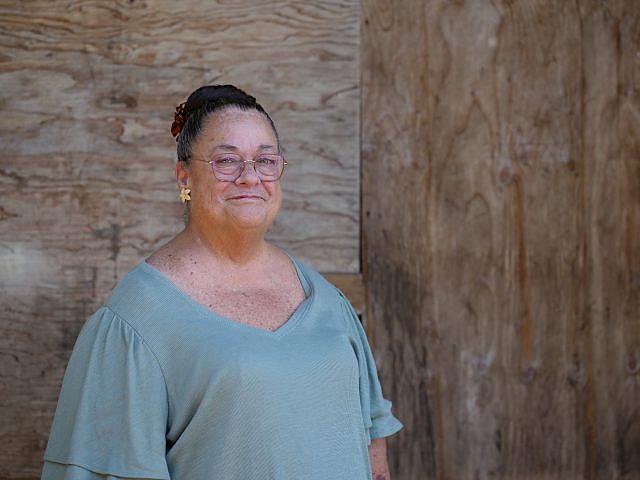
[[41, 306, 170, 480], [336, 288, 404, 446]]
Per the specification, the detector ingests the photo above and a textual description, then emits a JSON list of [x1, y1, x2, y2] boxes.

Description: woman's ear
[[175, 161, 190, 187]]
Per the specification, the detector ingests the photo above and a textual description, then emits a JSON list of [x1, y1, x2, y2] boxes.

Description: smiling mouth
[[228, 195, 264, 200]]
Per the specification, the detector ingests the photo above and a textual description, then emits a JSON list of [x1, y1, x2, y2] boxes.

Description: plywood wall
[[362, 0, 639, 478], [3, 0, 639, 478], [0, 1, 359, 477]]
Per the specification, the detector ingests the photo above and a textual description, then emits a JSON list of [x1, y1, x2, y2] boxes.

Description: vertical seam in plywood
[[358, 0, 367, 331]]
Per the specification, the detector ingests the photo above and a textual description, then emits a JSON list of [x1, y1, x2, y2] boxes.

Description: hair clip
[[171, 102, 187, 140]]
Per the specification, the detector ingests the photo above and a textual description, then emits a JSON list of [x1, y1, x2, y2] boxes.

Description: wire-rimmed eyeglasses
[[192, 153, 287, 182]]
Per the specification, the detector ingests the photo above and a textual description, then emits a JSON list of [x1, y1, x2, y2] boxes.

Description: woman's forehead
[[198, 109, 277, 154]]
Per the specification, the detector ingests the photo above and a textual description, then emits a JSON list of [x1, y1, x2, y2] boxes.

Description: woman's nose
[[235, 161, 261, 185]]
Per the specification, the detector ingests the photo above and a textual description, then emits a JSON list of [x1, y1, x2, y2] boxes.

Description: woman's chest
[[186, 283, 306, 331], [163, 323, 363, 446], [173, 324, 361, 407]]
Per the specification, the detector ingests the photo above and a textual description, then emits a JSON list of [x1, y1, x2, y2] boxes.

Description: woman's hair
[[172, 84, 280, 164]]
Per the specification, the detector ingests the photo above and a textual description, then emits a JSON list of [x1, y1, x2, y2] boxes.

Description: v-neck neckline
[[136, 250, 315, 339]]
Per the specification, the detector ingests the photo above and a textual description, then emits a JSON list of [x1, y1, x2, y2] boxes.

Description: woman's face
[[178, 108, 282, 234]]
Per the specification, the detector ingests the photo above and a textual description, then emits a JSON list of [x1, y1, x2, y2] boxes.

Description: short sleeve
[[42, 306, 170, 480], [337, 289, 404, 446]]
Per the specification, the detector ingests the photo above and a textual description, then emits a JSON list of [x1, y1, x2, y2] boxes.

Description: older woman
[[41, 85, 403, 480]]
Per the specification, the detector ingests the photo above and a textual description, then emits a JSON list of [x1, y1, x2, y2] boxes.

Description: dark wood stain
[[362, 0, 640, 478]]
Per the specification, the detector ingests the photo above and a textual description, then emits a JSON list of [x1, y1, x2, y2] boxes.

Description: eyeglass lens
[[212, 154, 283, 181]]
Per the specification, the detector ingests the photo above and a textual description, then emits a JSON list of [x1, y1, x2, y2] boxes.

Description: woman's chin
[[227, 210, 271, 229]]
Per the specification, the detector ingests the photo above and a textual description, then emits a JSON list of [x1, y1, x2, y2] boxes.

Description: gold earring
[[179, 187, 191, 203]]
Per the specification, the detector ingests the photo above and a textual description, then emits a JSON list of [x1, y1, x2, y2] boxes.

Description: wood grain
[[362, 0, 639, 479], [325, 272, 364, 313], [0, 1, 359, 477]]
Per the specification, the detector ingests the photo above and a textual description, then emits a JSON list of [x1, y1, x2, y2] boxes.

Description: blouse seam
[[102, 303, 174, 430], [335, 286, 364, 363], [43, 457, 170, 480]]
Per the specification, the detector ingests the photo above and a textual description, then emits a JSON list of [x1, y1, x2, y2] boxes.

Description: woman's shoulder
[[100, 259, 181, 337], [143, 243, 183, 276], [278, 247, 343, 296]]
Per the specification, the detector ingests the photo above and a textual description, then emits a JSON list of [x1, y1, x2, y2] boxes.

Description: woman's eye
[[216, 157, 237, 164], [256, 156, 275, 165]]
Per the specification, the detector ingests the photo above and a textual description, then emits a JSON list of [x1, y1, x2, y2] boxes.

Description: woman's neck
[[179, 219, 271, 268]]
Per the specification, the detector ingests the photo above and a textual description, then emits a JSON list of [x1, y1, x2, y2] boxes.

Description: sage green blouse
[[42, 252, 403, 479]]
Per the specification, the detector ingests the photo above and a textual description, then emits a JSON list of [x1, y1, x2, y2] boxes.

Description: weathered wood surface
[[362, 1, 639, 479], [0, 1, 359, 477], [326, 272, 365, 313]]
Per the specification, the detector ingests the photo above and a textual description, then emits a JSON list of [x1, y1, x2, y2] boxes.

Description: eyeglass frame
[[191, 153, 288, 182]]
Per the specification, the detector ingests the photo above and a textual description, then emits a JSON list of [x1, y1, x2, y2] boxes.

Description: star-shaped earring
[[179, 187, 191, 203]]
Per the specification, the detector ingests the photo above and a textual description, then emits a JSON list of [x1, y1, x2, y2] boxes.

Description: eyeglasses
[[192, 153, 288, 182]]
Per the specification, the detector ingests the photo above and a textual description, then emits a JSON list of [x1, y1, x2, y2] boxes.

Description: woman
[[41, 85, 403, 480]]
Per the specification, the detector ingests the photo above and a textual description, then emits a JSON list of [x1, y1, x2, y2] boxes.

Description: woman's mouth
[[228, 195, 263, 200]]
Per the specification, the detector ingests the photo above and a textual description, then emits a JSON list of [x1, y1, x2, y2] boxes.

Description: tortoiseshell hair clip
[[171, 102, 187, 140]]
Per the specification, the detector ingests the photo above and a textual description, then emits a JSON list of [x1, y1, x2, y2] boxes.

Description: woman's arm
[[368, 437, 391, 480]]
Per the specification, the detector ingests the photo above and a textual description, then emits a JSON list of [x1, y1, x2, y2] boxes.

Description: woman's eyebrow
[[210, 144, 276, 151], [212, 144, 239, 151]]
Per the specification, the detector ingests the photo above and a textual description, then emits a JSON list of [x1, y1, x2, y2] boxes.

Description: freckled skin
[[369, 437, 392, 479]]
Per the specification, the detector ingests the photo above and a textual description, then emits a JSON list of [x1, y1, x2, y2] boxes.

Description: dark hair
[[173, 84, 280, 164]]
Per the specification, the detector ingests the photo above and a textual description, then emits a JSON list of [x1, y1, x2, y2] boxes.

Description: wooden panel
[[325, 272, 364, 313], [0, 1, 359, 477], [362, 1, 639, 479]]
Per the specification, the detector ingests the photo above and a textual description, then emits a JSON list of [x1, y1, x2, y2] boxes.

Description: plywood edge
[[322, 272, 364, 314]]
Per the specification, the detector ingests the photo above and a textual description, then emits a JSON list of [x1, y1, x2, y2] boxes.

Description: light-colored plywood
[[0, 0, 360, 274], [0, 1, 359, 476], [362, 1, 639, 478]]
